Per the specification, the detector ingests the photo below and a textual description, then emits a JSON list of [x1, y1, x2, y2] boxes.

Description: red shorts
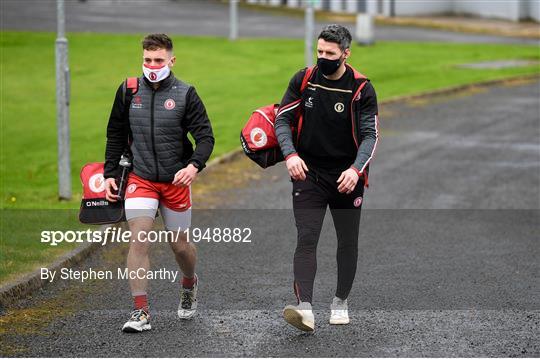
[[125, 173, 191, 211]]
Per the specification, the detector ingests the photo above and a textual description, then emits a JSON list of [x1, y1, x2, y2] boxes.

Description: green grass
[[1, 31, 539, 283], [0, 210, 82, 283], [1, 32, 539, 209]]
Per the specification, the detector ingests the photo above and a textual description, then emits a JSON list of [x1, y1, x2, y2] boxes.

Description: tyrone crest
[[250, 127, 267, 148], [164, 99, 176, 110], [88, 174, 105, 193]]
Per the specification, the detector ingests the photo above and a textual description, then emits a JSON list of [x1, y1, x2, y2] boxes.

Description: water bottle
[[117, 155, 132, 199]]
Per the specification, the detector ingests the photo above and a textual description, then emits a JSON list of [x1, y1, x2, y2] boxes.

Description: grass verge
[[1, 31, 539, 283]]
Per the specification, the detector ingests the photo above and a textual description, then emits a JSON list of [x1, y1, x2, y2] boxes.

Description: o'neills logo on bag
[[250, 127, 267, 148], [88, 173, 105, 193], [85, 200, 109, 207], [80, 162, 126, 225]]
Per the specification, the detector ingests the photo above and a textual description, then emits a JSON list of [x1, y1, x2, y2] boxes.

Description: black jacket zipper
[[150, 90, 159, 181]]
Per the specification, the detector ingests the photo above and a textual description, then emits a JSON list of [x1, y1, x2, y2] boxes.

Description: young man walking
[[104, 34, 214, 332], [275, 25, 379, 332]]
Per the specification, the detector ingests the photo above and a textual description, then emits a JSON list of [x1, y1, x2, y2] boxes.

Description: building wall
[[344, 0, 358, 13], [366, 0, 378, 15], [286, 0, 300, 7], [329, 0, 343, 12], [453, 0, 521, 22], [247, 0, 539, 22], [530, 0, 540, 21], [393, 0, 452, 16], [316, 0, 327, 11]]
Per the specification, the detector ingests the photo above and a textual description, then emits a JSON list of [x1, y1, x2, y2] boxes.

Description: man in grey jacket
[[104, 33, 214, 332], [275, 25, 379, 332]]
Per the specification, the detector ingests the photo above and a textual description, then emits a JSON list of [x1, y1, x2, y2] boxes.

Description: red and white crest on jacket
[[164, 99, 175, 110]]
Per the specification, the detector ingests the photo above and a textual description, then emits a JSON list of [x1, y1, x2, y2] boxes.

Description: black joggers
[[292, 168, 365, 304]]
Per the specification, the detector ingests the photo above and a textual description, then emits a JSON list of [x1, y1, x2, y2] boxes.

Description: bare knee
[[169, 232, 193, 256], [129, 235, 151, 257]]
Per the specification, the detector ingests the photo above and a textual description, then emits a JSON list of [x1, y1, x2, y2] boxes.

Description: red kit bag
[[79, 162, 125, 225], [240, 104, 284, 168], [240, 66, 315, 168]]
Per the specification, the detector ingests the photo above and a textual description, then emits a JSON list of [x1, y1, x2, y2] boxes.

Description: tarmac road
[[2, 0, 539, 45], [0, 79, 538, 357]]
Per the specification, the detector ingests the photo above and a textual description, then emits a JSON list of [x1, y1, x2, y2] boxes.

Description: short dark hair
[[318, 24, 352, 52], [142, 33, 173, 52]]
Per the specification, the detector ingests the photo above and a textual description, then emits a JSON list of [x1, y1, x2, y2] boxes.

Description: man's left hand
[[172, 164, 198, 187], [337, 168, 359, 194]]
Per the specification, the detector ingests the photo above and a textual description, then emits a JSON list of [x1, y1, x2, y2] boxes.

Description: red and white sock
[[132, 293, 149, 313], [181, 275, 197, 289]]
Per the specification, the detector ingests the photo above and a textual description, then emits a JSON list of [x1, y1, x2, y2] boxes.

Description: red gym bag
[[240, 66, 314, 168], [240, 104, 283, 168], [79, 162, 126, 224]]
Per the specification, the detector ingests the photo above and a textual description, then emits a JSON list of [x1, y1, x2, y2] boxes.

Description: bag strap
[[300, 65, 315, 93], [121, 77, 138, 156], [292, 66, 316, 144], [122, 77, 139, 108]]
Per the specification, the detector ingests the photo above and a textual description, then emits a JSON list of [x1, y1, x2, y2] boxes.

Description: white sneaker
[[329, 297, 349, 325], [122, 308, 151, 332], [178, 274, 198, 319], [283, 301, 315, 332]]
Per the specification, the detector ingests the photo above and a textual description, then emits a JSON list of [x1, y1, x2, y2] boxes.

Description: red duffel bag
[[79, 162, 127, 225]]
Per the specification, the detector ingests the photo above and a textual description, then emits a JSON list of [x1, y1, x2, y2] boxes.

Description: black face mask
[[317, 55, 343, 76]]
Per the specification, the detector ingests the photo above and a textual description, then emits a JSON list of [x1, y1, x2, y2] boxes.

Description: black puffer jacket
[[104, 74, 214, 182]]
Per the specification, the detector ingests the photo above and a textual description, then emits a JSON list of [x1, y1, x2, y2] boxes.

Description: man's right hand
[[105, 178, 120, 202], [286, 154, 308, 181]]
